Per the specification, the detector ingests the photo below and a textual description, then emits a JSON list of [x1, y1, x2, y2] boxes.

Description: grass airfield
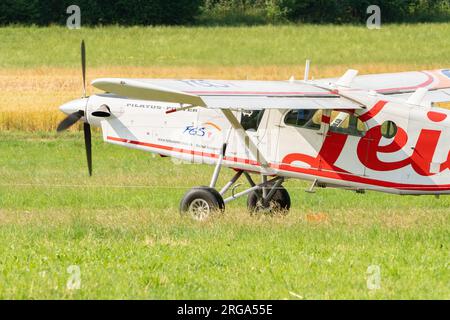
[[0, 25, 449, 299], [0, 132, 448, 299]]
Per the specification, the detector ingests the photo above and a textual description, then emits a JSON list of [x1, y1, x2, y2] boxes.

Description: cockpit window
[[380, 120, 397, 139], [329, 111, 367, 137], [284, 109, 367, 136], [284, 109, 321, 130], [241, 110, 265, 131]]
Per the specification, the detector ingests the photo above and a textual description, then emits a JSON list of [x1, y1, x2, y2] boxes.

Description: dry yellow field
[[1, 64, 449, 131]]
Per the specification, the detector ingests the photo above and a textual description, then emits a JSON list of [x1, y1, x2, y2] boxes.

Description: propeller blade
[[56, 110, 84, 132], [83, 122, 92, 176], [81, 40, 86, 98]]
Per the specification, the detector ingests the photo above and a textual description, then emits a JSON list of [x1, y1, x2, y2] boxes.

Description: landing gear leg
[[222, 172, 291, 215], [179, 143, 228, 221], [247, 179, 291, 215], [179, 143, 290, 218]]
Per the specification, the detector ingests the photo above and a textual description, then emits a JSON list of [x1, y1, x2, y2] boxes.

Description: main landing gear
[[180, 187, 225, 221], [179, 144, 291, 220]]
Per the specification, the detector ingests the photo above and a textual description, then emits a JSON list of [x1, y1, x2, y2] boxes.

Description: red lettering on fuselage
[[359, 101, 388, 122], [282, 99, 448, 176], [283, 125, 448, 177], [357, 126, 443, 176], [282, 132, 349, 173], [441, 152, 450, 171], [357, 126, 409, 171]]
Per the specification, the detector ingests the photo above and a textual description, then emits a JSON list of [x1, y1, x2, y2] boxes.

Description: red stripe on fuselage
[[107, 136, 259, 166], [106, 136, 450, 192]]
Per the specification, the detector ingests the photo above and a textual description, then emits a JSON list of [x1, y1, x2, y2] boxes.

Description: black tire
[[180, 187, 225, 220], [247, 186, 291, 215]]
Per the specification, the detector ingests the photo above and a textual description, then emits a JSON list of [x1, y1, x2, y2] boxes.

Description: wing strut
[[164, 106, 270, 169], [221, 109, 269, 169]]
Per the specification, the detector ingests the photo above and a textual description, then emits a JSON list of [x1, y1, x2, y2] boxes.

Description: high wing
[[323, 69, 450, 94], [91, 78, 363, 110], [92, 69, 450, 109], [389, 89, 450, 106], [322, 69, 450, 105]]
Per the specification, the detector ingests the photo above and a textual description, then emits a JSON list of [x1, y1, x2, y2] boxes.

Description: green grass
[[1, 24, 450, 68], [0, 132, 448, 299]]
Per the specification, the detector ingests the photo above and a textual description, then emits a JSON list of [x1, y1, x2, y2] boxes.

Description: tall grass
[[2, 24, 450, 68]]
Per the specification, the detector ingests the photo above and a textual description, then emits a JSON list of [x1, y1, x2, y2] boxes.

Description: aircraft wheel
[[247, 186, 291, 215], [180, 187, 225, 220]]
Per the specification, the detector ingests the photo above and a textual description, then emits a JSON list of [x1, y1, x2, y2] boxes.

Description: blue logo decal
[[183, 126, 206, 137], [441, 69, 450, 79]]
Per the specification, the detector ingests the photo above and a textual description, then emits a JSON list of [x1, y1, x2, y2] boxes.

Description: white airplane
[[57, 41, 450, 219]]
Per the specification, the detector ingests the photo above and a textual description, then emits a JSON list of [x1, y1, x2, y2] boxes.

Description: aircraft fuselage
[[79, 93, 450, 195]]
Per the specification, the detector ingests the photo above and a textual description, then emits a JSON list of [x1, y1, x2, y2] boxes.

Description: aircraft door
[[320, 111, 367, 176], [277, 109, 368, 176], [239, 109, 277, 163], [277, 109, 326, 171], [357, 105, 410, 184]]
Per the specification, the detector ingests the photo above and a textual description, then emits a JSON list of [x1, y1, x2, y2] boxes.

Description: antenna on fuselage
[[407, 87, 429, 106], [336, 69, 359, 87], [304, 59, 311, 81]]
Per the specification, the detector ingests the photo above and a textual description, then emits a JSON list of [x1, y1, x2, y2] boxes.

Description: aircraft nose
[[59, 98, 88, 115]]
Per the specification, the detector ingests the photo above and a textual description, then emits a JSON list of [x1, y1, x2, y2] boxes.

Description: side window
[[284, 109, 322, 130], [380, 121, 398, 139], [329, 111, 367, 137], [241, 110, 265, 131]]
